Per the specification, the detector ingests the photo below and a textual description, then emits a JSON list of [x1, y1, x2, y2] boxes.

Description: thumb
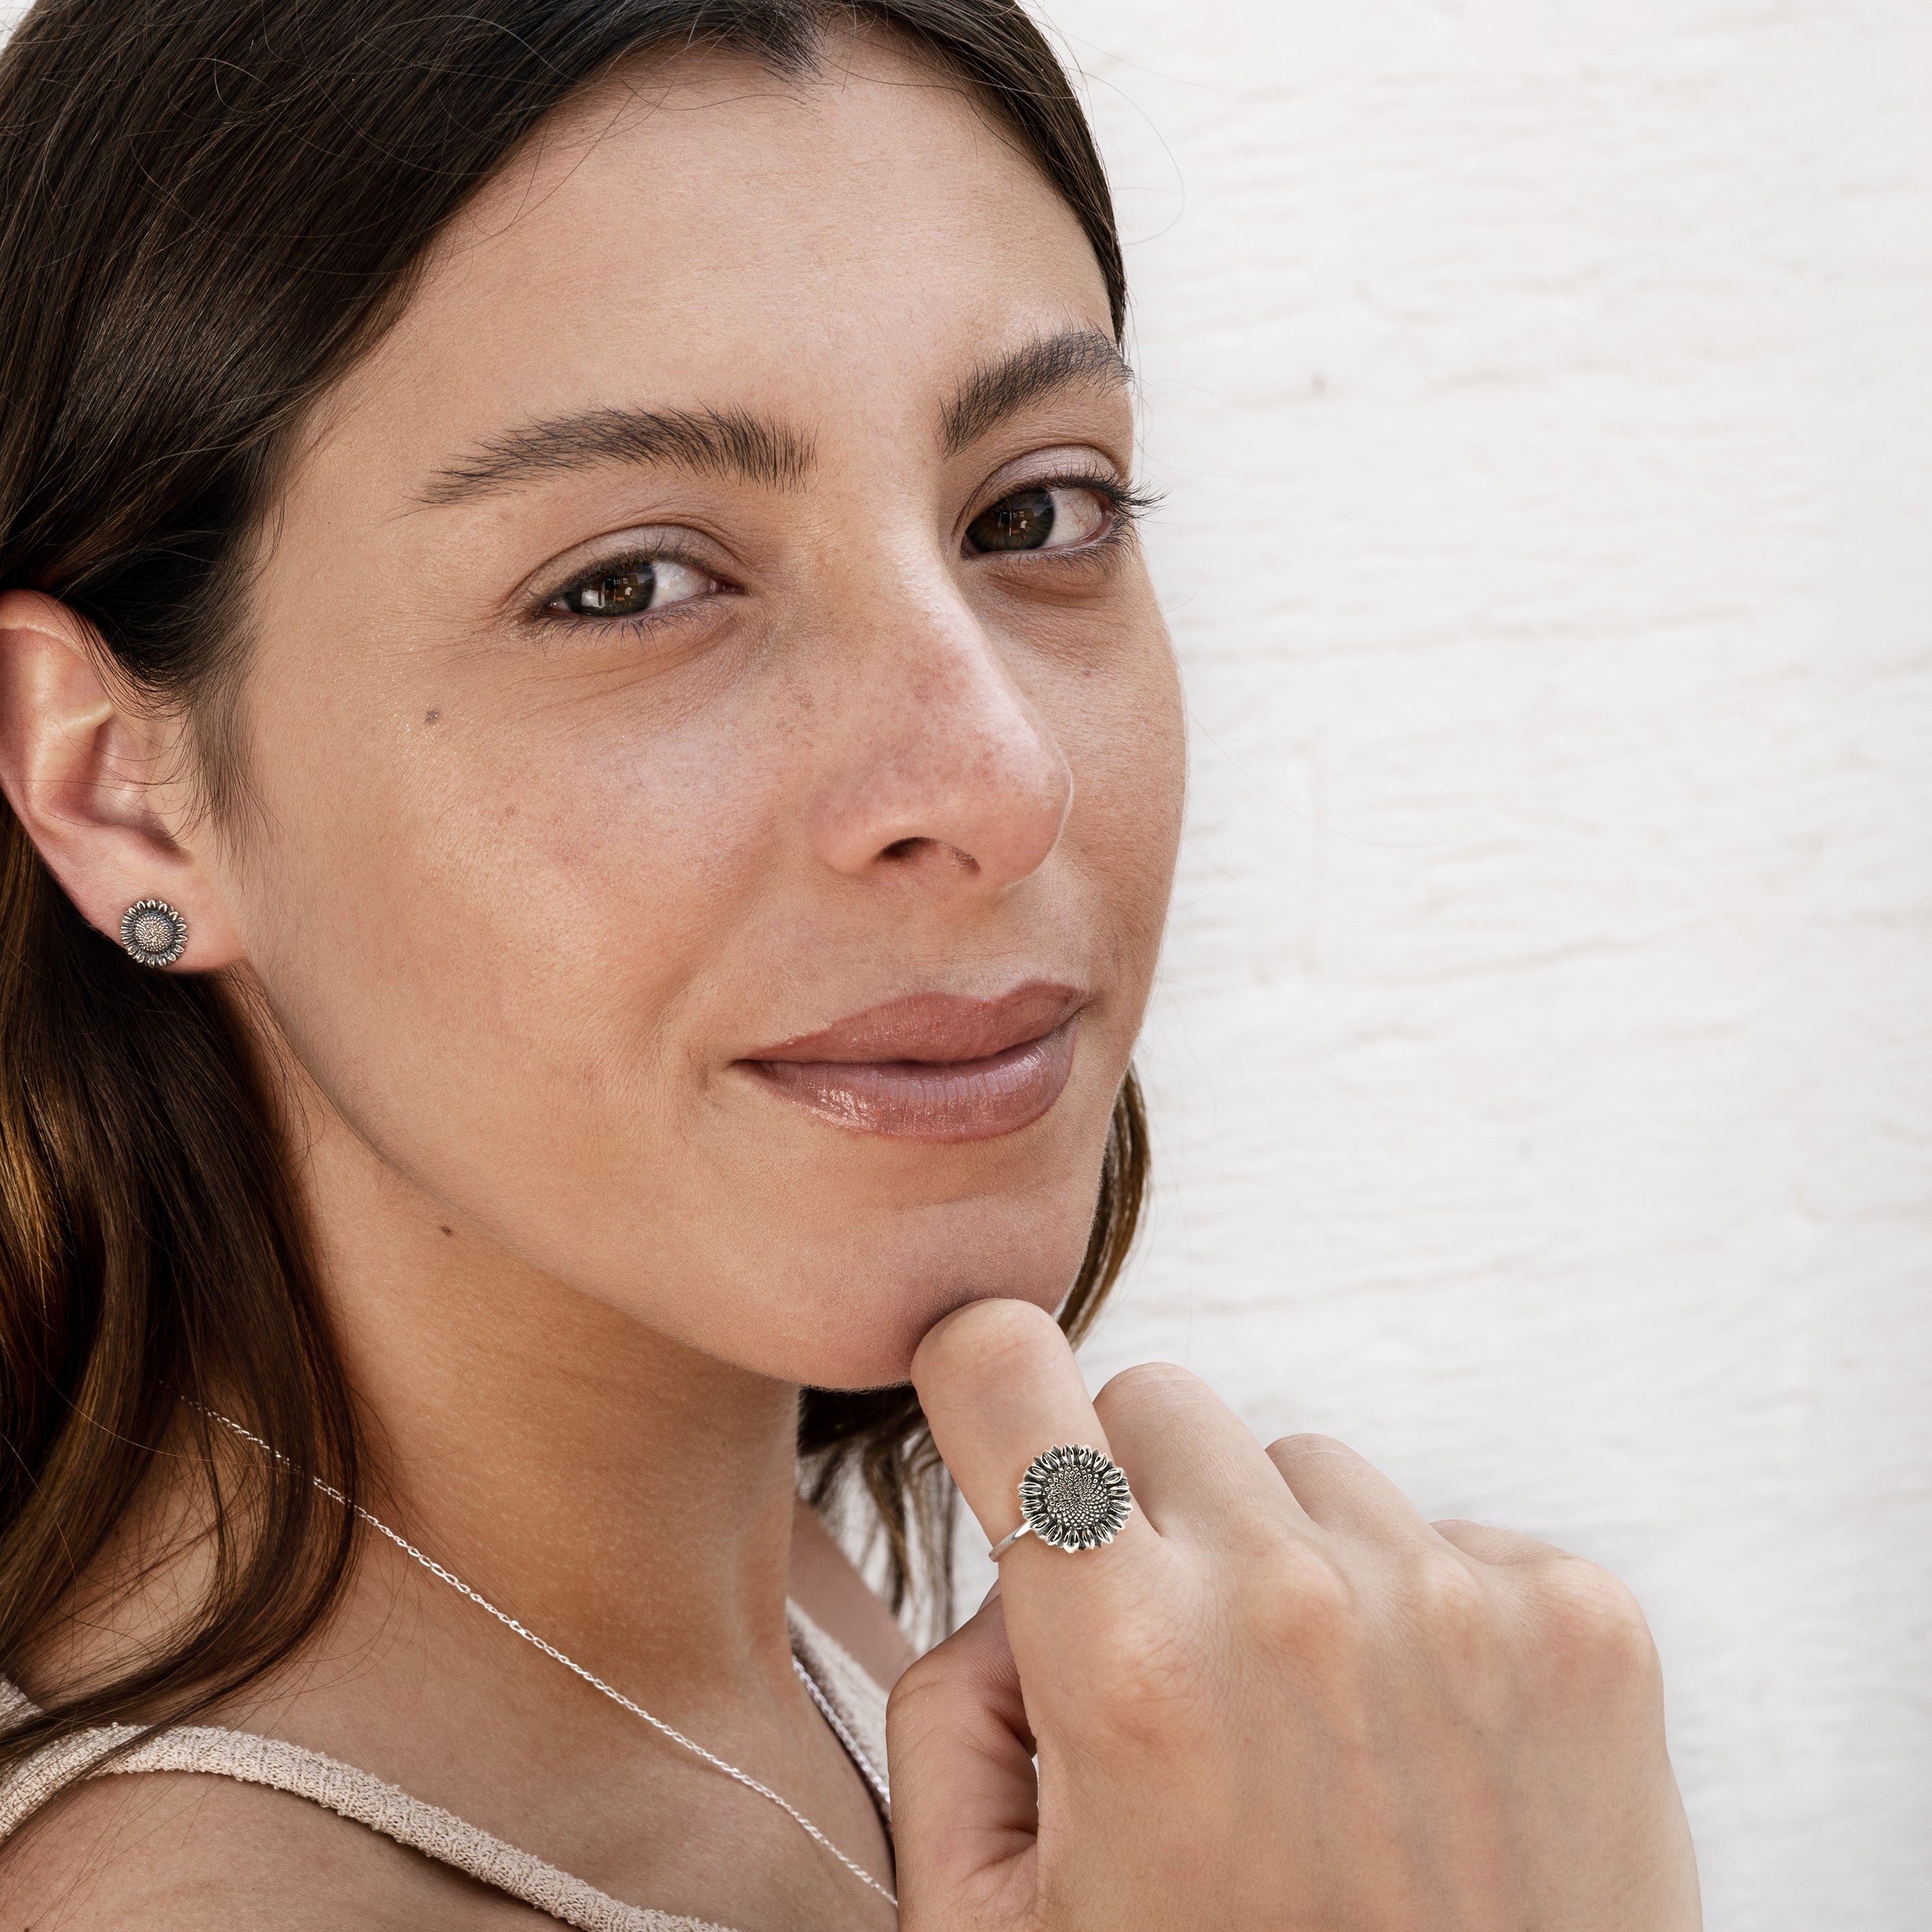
[[887, 1584, 1038, 1927]]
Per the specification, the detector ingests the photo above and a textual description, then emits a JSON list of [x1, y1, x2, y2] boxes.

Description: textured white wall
[[964, 3, 1931, 1927]]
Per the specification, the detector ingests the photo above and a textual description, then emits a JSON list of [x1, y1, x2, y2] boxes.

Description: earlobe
[[0, 589, 246, 970]]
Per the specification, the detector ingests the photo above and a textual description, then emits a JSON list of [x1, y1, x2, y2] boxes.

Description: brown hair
[[0, 0, 1143, 1781]]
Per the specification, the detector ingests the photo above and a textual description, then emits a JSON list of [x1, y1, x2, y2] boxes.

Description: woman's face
[[221, 35, 1184, 1387]]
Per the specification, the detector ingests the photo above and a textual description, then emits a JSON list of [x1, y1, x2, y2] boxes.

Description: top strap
[[0, 1604, 889, 1932], [0, 1691, 725, 1932]]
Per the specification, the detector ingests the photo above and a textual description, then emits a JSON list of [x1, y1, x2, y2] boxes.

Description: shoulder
[[0, 1769, 547, 1930]]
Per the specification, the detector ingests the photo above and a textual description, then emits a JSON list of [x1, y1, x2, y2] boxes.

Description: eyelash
[[536, 544, 721, 630], [539, 470, 1160, 630], [994, 471, 1162, 558]]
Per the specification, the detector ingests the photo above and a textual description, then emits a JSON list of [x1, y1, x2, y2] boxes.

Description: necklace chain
[[194, 1403, 897, 1911]]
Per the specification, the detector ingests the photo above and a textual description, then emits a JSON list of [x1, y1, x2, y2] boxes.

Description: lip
[[737, 983, 1086, 1143]]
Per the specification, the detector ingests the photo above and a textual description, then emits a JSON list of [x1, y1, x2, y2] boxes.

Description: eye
[[551, 555, 719, 619], [965, 482, 1114, 555]]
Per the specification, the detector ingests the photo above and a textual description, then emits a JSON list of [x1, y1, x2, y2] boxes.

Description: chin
[[746, 1188, 1103, 1392]]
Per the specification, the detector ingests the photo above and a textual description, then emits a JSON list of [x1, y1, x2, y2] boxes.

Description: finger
[[887, 1587, 1037, 1907], [1094, 1361, 1310, 1538], [1433, 1518, 1569, 1567], [911, 1298, 1158, 1568], [1265, 1433, 1434, 1542]]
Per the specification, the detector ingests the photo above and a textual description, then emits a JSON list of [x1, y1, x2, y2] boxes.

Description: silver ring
[[986, 1443, 1133, 1560], [987, 1520, 1035, 1561]]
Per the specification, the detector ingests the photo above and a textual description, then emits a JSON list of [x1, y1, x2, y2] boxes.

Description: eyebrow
[[418, 405, 816, 507], [940, 328, 1133, 457], [416, 327, 1129, 506]]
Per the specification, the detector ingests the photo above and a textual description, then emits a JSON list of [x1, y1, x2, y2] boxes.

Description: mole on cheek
[[424, 709, 441, 725]]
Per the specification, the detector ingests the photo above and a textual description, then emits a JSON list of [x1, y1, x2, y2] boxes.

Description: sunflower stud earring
[[119, 898, 187, 967]]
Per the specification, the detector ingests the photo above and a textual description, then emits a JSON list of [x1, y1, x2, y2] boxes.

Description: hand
[[888, 1299, 1700, 1932]]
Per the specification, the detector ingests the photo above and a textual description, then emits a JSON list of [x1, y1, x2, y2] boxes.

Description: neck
[[298, 1088, 804, 1691]]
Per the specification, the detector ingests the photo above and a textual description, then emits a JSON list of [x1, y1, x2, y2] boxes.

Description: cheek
[[1058, 621, 1187, 964], [235, 668, 787, 1160]]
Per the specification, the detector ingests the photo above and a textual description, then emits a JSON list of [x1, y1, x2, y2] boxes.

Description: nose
[[809, 598, 1073, 893]]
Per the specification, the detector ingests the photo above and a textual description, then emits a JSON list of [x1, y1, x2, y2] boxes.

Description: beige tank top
[[0, 1603, 888, 1932]]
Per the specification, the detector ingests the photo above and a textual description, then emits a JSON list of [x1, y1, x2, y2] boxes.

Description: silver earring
[[120, 898, 187, 967]]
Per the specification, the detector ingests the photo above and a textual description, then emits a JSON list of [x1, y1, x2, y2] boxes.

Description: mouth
[[737, 983, 1086, 1143]]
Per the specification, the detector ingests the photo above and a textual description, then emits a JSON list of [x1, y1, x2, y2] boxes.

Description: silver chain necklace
[[196, 1405, 896, 1910]]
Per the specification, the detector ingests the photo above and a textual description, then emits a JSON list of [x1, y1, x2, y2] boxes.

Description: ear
[[0, 589, 246, 970]]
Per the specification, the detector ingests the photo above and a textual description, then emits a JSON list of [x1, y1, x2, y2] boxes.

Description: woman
[[0, 0, 1701, 1925]]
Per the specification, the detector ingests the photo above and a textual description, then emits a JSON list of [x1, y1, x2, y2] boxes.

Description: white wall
[[977, 3, 1931, 1927]]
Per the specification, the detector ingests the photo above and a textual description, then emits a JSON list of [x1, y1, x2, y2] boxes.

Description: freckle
[[503, 803, 518, 818], [424, 709, 441, 725], [439, 1225, 453, 1237]]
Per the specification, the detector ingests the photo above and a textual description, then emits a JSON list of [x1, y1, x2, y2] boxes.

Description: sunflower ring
[[987, 1443, 1133, 1559]]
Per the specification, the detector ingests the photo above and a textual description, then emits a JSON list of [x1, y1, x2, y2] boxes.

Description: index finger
[[910, 1298, 1161, 1582]]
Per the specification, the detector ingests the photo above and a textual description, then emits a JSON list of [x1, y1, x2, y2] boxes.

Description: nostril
[[876, 835, 981, 874]]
